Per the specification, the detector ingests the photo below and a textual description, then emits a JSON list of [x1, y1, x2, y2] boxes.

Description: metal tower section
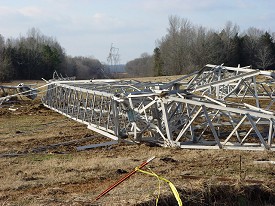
[[42, 65, 275, 151], [107, 43, 120, 72]]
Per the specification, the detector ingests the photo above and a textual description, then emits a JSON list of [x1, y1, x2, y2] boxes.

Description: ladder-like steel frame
[[42, 65, 275, 151]]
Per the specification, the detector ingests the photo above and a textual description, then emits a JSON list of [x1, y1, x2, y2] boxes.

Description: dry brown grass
[[121, 75, 186, 82], [0, 79, 275, 205]]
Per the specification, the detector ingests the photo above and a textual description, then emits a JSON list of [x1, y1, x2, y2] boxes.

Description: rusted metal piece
[[95, 156, 155, 201]]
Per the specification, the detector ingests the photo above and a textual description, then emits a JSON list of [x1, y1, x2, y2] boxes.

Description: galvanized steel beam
[[42, 65, 275, 151]]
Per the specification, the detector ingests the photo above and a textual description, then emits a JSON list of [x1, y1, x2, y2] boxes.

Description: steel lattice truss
[[42, 65, 275, 150]]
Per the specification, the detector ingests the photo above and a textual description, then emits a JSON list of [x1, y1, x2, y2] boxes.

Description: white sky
[[0, 0, 274, 63]]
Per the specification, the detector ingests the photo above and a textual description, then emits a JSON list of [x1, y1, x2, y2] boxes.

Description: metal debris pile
[[34, 64, 275, 150], [0, 83, 38, 105]]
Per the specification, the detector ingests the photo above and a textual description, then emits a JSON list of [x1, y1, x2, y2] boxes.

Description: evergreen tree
[[153, 47, 163, 76]]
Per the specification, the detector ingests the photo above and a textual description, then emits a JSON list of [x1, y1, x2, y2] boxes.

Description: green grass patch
[[30, 153, 73, 162]]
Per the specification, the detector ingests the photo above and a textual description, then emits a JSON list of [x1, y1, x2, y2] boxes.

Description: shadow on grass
[[135, 184, 275, 206]]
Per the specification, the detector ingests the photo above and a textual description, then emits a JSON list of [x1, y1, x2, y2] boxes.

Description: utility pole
[[107, 43, 120, 73]]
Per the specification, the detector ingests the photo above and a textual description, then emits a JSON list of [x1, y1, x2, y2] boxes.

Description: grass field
[[0, 78, 275, 205]]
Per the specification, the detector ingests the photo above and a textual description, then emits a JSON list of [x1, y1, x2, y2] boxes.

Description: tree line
[[126, 15, 275, 77], [2, 17, 275, 81], [0, 28, 106, 82]]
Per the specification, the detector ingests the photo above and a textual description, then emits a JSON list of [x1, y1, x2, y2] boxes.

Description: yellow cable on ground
[[135, 167, 183, 206]]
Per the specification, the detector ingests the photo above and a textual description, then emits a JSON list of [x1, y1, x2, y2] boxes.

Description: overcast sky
[[0, 0, 274, 63]]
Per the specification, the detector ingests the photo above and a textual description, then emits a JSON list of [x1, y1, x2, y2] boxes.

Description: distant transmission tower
[[107, 43, 120, 73]]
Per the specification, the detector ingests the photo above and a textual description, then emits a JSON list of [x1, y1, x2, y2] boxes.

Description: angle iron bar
[[62, 87, 69, 112], [133, 123, 150, 141], [223, 115, 247, 145], [216, 67, 222, 99], [161, 71, 198, 90], [48, 86, 54, 107], [203, 95, 227, 107], [225, 111, 242, 141], [244, 103, 274, 115], [82, 91, 89, 122], [101, 97, 111, 130], [265, 99, 275, 112], [76, 91, 83, 120], [90, 94, 96, 123], [168, 96, 275, 120], [236, 83, 246, 97], [127, 93, 158, 98], [202, 105, 222, 148], [206, 64, 253, 72], [71, 89, 78, 116], [58, 87, 65, 110], [66, 89, 72, 115], [223, 79, 244, 99], [175, 106, 203, 142], [88, 122, 116, 136], [138, 104, 149, 122], [57, 87, 63, 109], [197, 109, 221, 142], [53, 82, 114, 97], [168, 102, 182, 122], [239, 118, 268, 142], [46, 85, 54, 107], [267, 84, 275, 96], [138, 99, 157, 114], [186, 103, 196, 142], [252, 76, 260, 108], [260, 83, 274, 99], [108, 84, 142, 92], [53, 87, 59, 108], [242, 80, 257, 101], [133, 122, 138, 140], [268, 119, 274, 146], [98, 95, 105, 126], [55, 87, 61, 109], [270, 119, 275, 145], [180, 144, 275, 151], [112, 100, 120, 137], [106, 99, 112, 130], [194, 70, 260, 92], [188, 70, 213, 90], [128, 97, 134, 109], [77, 141, 118, 151], [149, 123, 172, 146], [186, 66, 208, 89], [51, 79, 117, 85], [246, 113, 269, 149], [87, 124, 118, 140], [135, 97, 152, 112]]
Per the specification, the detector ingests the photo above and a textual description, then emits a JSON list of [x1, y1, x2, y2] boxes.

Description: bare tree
[[125, 53, 153, 77], [246, 27, 264, 39], [0, 34, 13, 82], [158, 15, 196, 75], [0, 34, 4, 51], [255, 46, 274, 69]]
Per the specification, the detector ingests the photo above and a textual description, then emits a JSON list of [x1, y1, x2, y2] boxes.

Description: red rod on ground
[[95, 156, 155, 201]]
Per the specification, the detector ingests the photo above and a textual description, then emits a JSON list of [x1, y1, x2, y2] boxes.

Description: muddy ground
[[0, 82, 275, 206]]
